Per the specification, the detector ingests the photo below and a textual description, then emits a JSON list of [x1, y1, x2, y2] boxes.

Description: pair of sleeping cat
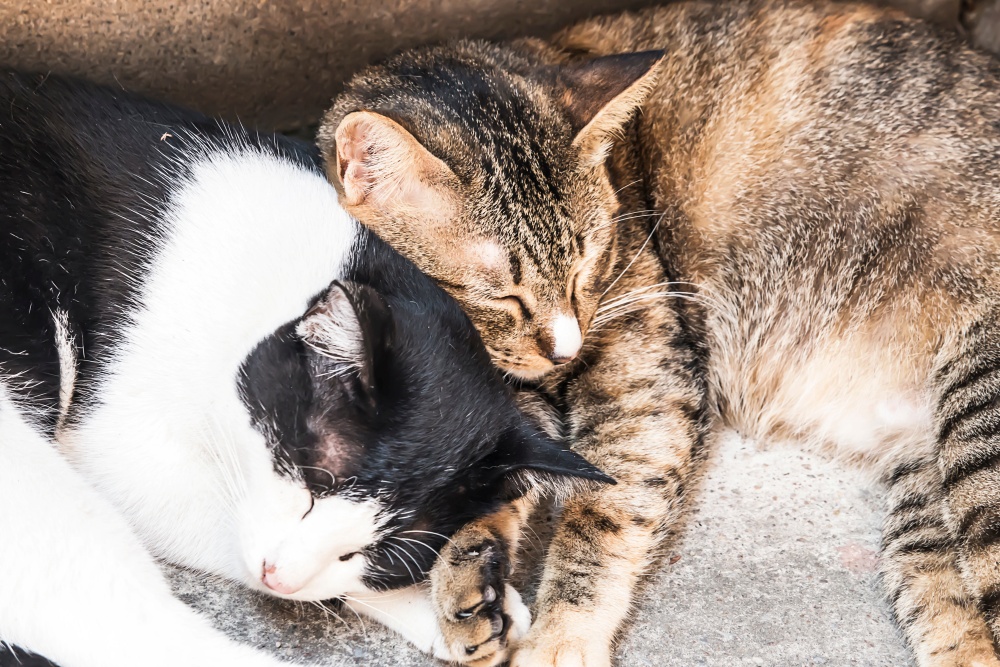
[[10, 0, 1000, 665], [0, 73, 609, 667], [319, 0, 1000, 665]]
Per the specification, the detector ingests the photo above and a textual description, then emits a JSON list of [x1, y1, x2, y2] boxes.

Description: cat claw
[[430, 536, 529, 665]]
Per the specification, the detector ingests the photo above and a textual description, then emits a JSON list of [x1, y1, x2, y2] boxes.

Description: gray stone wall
[[1, 0, 661, 132], [2, 0, 992, 133]]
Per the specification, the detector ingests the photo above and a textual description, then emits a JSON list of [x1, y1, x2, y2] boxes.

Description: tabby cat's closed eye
[[498, 294, 531, 320]]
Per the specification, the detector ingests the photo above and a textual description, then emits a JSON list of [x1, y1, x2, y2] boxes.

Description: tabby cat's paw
[[509, 631, 611, 667], [430, 536, 529, 665]]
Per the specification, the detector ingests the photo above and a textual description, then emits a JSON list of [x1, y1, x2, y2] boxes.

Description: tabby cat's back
[[559, 2, 1000, 664]]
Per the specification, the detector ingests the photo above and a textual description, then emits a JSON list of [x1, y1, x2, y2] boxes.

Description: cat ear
[[330, 111, 460, 216], [553, 51, 665, 166], [296, 281, 390, 391], [483, 425, 615, 501]]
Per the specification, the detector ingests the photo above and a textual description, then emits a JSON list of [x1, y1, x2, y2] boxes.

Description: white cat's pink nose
[[549, 314, 582, 364], [262, 561, 301, 595]]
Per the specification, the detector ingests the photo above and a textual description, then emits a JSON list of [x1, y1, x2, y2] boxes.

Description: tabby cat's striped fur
[[321, 1, 1000, 664]]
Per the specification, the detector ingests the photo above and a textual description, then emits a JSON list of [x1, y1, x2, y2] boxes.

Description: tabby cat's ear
[[554, 51, 665, 166], [330, 111, 460, 217]]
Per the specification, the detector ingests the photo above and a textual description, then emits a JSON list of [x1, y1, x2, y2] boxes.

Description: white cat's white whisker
[[342, 594, 418, 640], [399, 545, 428, 579], [388, 539, 427, 577], [399, 529, 458, 548], [294, 465, 337, 488], [345, 587, 411, 602], [310, 599, 350, 630], [335, 595, 370, 642], [389, 535, 438, 557], [384, 543, 418, 582], [522, 521, 544, 551], [611, 179, 642, 197]]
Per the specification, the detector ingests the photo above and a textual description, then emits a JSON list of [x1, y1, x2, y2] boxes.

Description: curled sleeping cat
[[0, 72, 610, 667], [321, 1, 1000, 665]]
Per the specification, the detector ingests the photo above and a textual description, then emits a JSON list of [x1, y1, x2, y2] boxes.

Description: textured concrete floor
[[169, 431, 914, 666]]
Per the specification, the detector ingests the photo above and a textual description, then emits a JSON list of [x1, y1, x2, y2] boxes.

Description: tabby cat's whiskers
[[598, 212, 665, 299]]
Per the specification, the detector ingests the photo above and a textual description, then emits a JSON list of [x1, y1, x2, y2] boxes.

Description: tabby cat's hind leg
[[881, 456, 999, 666], [934, 316, 1000, 659], [0, 395, 293, 667]]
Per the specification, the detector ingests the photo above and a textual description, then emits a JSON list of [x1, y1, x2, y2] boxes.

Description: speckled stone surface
[[617, 432, 913, 667], [169, 431, 914, 666], [0, 0, 664, 132], [1, 0, 993, 133]]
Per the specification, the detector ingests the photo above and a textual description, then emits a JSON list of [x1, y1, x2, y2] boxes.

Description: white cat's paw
[[504, 585, 531, 644]]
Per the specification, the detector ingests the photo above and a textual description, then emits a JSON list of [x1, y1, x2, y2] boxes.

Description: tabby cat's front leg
[[512, 289, 707, 667]]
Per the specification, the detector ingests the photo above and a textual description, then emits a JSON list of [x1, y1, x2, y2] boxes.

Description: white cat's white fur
[[0, 150, 471, 666]]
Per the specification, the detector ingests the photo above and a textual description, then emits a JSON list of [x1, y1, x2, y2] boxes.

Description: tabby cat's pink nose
[[550, 315, 582, 364]]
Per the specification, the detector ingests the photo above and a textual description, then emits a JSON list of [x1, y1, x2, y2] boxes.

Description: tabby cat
[[320, 1, 1000, 665]]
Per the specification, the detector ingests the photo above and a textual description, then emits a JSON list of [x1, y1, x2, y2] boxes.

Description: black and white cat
[[0, 72, 608, 667]]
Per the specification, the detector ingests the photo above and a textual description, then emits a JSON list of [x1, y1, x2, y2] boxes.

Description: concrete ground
[[169, 431, 914, 666]]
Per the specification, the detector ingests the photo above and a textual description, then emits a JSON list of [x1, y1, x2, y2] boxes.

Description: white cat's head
[[230, 240, 612, 600]]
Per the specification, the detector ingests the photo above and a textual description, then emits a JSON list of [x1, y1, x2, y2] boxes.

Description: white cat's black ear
[[331, 110, 460, 212], [553, 51, 665, 165], [484, 425, 615, 501], [296, 282, 388, 390]]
